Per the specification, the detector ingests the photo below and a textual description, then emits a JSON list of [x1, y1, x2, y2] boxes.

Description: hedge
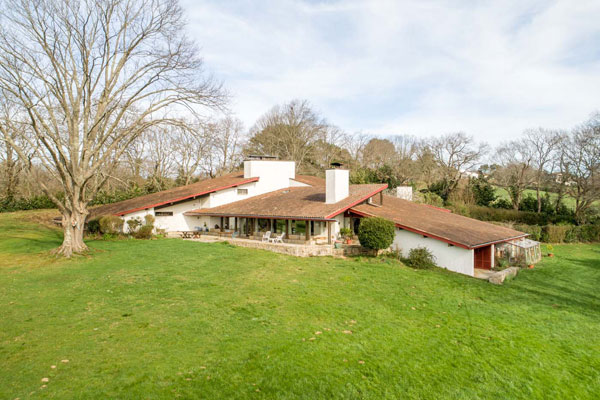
[[495, 222, 600, 243], [449, 204, 575, 226]]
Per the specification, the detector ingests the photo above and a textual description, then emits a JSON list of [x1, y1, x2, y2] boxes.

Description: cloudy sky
[[181, 0, 600, 143]]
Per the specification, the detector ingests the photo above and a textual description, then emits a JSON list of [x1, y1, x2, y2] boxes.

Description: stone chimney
[[326, 164, 349, 204], [396, 186, 413, 201]]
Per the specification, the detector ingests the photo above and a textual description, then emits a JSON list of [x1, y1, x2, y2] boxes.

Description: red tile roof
[[185, 184, 388, 220], [89, 172, 258, 218], [350, 195, 527, 249]]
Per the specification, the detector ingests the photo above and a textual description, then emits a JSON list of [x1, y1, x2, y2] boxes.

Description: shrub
[[470, 177, 497, 207], [99, 215, 123, 234], [579, 225, 600, 242], [407, 247, 436, 269], [421, 192, 444, 207], [126, 217, 143, 233], [358, 217, 395, 250], [514, 224, 542, 241], [133, 224, 154, 239], [543, 225, 570, 243], [339, 227, 353, 239], [144, 214, 155, 227], [86, 217, 101, 234]]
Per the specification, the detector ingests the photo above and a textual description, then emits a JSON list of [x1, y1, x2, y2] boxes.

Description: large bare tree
[[494, 141, 535, 210], [246, 99, 327, 171], [523, 128, 563, 213], [563, 114, 600, 222], [427, 132, 488, 200], [0, 0, 224, 256]]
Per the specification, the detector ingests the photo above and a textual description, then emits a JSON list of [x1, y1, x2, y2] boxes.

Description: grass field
[[1, 211, 599, 399], [493, 186, 574, 208]]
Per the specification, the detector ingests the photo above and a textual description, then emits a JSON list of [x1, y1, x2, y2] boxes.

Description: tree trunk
[[54, 207, 89, 257]]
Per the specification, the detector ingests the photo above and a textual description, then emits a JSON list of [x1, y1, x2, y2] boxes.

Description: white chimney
[[326, 168, 349, 204], [396, 186, 413, 201]]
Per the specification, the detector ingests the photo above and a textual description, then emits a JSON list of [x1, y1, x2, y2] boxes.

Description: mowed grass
[[493, 186, 600, 210], [1, 211, 599, 399]]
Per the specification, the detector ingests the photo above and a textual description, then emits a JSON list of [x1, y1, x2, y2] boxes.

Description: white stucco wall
[[392, 228, 474, 276], [244, 160, 296, 193], [326, 169, 349, 204]]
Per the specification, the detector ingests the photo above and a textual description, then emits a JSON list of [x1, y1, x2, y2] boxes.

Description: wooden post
[[286, 219, 290, 238], [327, 221, 332, 244], [220, 217, 224, 232], [305, 221, 310, 242], [234, 217, 238, 231], [253, 218, 258, 237]]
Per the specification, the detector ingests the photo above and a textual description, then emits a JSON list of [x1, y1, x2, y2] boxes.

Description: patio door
[[474, 246, 492, 270]]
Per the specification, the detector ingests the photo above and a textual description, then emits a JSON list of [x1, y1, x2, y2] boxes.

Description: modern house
[[91, 158, 528, 277]]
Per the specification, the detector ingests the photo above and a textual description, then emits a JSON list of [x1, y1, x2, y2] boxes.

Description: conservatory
[[495, 238, 542, 267]]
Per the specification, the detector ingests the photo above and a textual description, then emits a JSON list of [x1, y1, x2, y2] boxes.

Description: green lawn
[[493, 186, 574, 208], [1, 211, 600, 399]]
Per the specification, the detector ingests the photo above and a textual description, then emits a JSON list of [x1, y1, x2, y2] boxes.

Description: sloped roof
[[350, 195, 526, 249], [292, 175, 326, 187], [185, 184, 387, 220], [89, 172, 258, 218]]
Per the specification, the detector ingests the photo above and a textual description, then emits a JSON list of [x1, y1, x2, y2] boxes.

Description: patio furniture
[[181, 231, 193, 239], [269, 233, 284, 244], [261, 231, 271, 242]]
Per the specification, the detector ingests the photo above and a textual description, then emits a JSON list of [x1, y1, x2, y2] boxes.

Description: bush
[[407, 247, 436, 269], [420, 192, 444, 207], [470, 178, 497, 207], [99, 215, 123, 235], [514, 224, 542, 241], [126, 217, 143, 233], [543, 225, 570, 243], [358, 217, 395, 250], [133, 224, 154, 239], [579, 225, 600, 242], [86, 217, 101, 234], [339, 227, 353, 239], [144, 214, 156, 227]]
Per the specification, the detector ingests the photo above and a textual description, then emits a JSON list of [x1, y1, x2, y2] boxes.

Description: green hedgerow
[[358, 217, 395, 250]]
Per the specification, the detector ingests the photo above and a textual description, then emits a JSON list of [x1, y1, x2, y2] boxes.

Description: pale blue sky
[[181, 0, 600, 142]]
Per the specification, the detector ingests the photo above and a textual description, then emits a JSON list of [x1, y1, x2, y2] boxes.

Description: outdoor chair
[[269, 233, 284, 244], [261, 231, 271, 242]]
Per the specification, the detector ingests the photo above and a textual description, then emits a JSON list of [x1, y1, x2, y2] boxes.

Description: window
[[155, 211, 173, 217], [237, 188, 248, 195]]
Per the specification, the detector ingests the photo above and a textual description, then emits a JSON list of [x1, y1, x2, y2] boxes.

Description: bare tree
[[494, 141, 535, 210], [523, 128, 563, 213], [563, 114, 600, 222], [210, 117, 245, 176], [0, 0, 224, 256], [246, 99, 327, 171], [427, 132, 488, 200], [172, 124, 210, 185]]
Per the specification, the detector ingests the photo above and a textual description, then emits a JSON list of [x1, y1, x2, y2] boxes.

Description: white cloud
[[181, 0, 600, 143]]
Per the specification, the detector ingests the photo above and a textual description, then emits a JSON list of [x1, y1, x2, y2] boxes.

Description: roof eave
[[116, 177, 259, 216], [324, 184, 388, 219]]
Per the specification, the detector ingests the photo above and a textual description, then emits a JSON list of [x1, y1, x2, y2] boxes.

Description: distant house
[[91, 158, 527, 277]]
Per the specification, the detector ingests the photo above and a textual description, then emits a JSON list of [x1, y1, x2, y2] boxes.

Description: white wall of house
[[392, 228, 475, 276], [244, 160, 295, 194], [122, 209, 154, 233]]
